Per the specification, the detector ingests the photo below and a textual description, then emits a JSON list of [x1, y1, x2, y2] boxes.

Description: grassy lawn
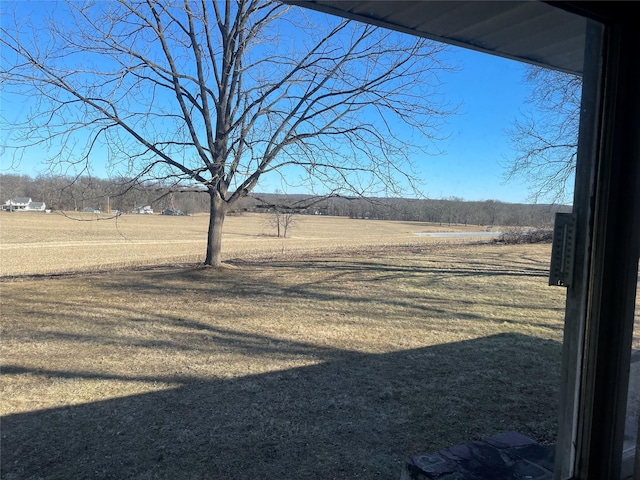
[[1, 238, 570, 479], [1, 213, 637, 479]]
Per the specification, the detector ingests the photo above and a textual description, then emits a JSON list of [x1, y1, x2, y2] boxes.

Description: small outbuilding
[[161, 208, 183, 216]]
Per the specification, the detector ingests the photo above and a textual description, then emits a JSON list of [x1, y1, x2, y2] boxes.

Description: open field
[[0, 211, 498, 277], [1, 213, 638, 479]]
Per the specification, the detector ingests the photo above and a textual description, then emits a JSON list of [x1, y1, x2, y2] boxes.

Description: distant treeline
[[0, 173, 570, 226]]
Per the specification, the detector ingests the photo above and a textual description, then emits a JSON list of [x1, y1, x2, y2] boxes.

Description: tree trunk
[[205, 191, 227, 267]]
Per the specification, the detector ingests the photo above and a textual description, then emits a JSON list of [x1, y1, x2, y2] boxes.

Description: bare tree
[[503, 65, 581, 203], [269, 208, 296, 238], [1, 0, 454, 267]]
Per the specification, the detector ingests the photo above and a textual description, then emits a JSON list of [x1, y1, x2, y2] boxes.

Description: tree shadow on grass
[[2, 333, 561, 480], [85, 255, 561, 333]]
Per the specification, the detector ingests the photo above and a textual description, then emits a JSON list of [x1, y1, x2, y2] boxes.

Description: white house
[[2, 198, 47, 212], [132, 205, 153, 214]]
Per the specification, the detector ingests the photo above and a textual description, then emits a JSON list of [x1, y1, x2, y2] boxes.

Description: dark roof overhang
[[283, 1, 590, 75]]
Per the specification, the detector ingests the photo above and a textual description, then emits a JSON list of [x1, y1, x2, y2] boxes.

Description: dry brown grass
[[0, 211, 496, 277], [2, 239, 569, 479], [1, 213, 637, 479]]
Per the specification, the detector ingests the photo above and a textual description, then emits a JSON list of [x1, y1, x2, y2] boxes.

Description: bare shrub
[[495, 227, 554, 244]]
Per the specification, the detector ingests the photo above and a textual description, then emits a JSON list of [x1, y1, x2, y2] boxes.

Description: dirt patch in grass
[[1, 243, 571, 479]]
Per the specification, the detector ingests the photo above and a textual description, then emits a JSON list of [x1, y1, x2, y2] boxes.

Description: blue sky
[[0, 2, 556, 204], [415, 47, 532, 202]]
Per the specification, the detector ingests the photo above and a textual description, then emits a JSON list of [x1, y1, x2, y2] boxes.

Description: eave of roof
[[283, 1, 587, 75]]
